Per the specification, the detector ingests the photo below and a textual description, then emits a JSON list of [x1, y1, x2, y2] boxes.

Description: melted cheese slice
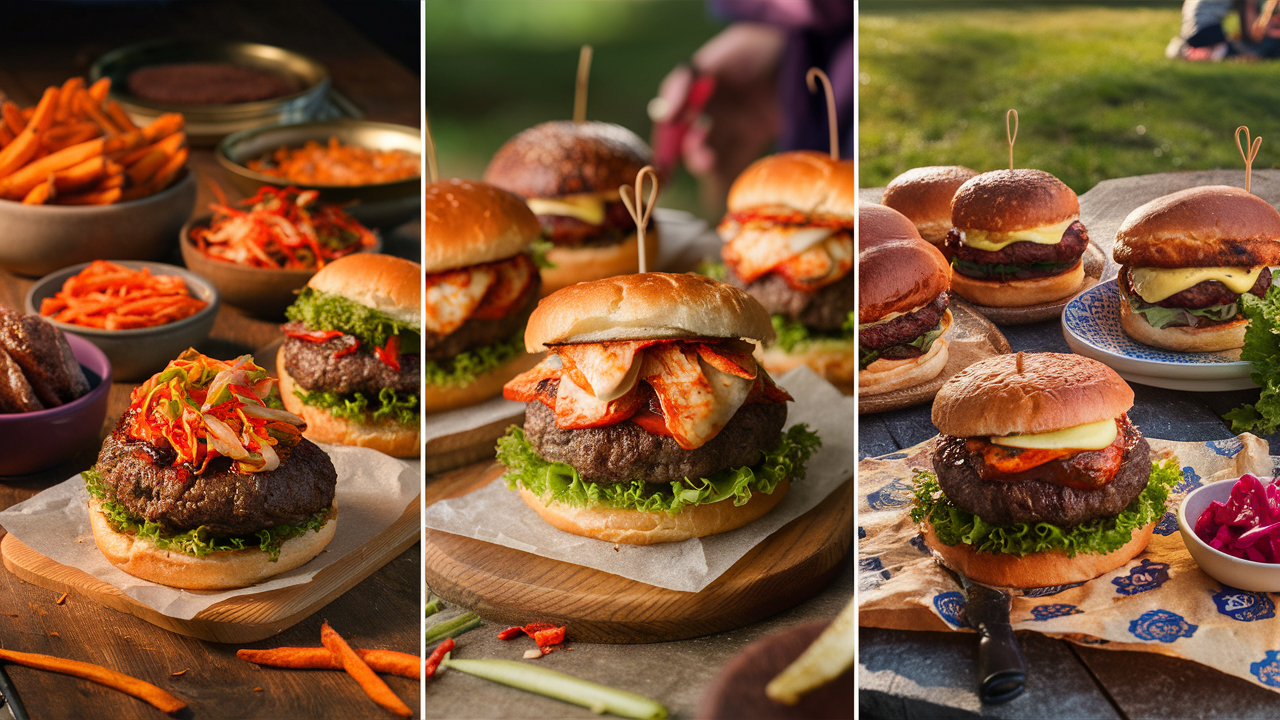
[[526, 195, 606, 225], [1129, 266, 1264, 303], [641, 344, 751, 450], [423, 266, 496, 335], [960, 218, 1075, 252], [990, 418, 1118, 451]]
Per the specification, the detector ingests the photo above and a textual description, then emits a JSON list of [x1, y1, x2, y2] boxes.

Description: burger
[[944, 169, 1089, 307], [86, 350, 336, 590], [278, 252, 421, 457], [858, 203, 953, 396], [916, 352, 1180, 587], [717, 151, 855, 391], [498, 272, 820, 545], [483, 121, 659, 295], [880, 165, 978, 246], [1113, 185, 1280, 352], [420, 178, 544, 413]]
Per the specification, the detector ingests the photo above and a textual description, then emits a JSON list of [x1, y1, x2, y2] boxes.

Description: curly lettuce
[[773, 313, 855, 354], [286, 288, 420, 350], [293, 386, 419, 427], [424, 332, 523, 388], [1225, 284, 1280, 434], [495, 424, 821, 514], [910, 458, 1182, 557]]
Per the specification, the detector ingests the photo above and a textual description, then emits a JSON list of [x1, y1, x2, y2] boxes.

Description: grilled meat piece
[[726, 263, 854, 332], [0, 306, 89, 409], [859, 293, 948, 352], [281, 324, 419, 396], [945, 220, 1089, 278]]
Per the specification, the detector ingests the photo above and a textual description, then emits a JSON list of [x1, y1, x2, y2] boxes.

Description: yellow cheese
[[990, 418, 1118, 451], [526, 196, 606, 225], [1129, 266, 1264, 303], [960, 218, 1076, 252]]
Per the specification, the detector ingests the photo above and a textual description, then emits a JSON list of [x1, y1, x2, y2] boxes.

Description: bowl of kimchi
[[1178, 474, 1280, 592]]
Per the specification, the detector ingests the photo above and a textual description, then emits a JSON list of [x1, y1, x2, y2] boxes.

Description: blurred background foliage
[[859, 1, 1280, 194], [426, 0, 729, 217]]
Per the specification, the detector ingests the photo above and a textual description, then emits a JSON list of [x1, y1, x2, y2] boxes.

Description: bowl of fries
[[25, 261, 219, 381], [216, 119, 421, 228]]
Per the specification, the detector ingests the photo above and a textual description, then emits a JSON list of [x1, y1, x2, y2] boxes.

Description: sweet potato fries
[[0, 648, 185, 714], [39, 260, 208, 330]]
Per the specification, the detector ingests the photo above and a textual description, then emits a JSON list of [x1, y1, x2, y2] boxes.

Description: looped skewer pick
[[1006, 109, 1019, 171], [806, 68, 838, 160], [619, 165, 659, 273], [573, 45, 593, 124], [1016, 351, 1024, 374], [425, 109, 439, 183], [1236, 125, 1262, 194]]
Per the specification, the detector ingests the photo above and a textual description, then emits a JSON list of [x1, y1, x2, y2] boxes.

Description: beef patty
[[860, 293, 948, 353], [422, 275, 540, 360], [538, 200, 651, 248], [1122, 266, 1271, 310], [282, 324, 420, 396], [945, 220, 1089, 279], [727, 264, 854, 332]]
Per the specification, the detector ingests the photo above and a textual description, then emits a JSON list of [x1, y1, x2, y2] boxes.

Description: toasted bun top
[[882, 165, 979, 226], [308, 253, 421, 328], [858, 203, 950, 323], [932, 352, 1134, 437], [482, 121, 651, 198], [1113, 185, 1280, 268], [424, 179, 541, 273], [951, 169, 1079, 233], [726, 151, 857, 219], [525, 272, 774, 350]]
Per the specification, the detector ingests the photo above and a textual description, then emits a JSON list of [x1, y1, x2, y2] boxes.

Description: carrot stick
[[141, 113, 184, 143], [0, 648, 185, 714], [56, 77, 84, 123], [87, 77, 111, 103], [0, 136, 106, 199], [79, 92, 119, 135], [56, 186, 120, 205], [320, 622, 412, 718], [22, 178, 52, 205], [29, 86, 58, 133], [0, 87, 57, 178], [126, 149, 167, 186], [121, 147, 186, 200], [236, 647, 421, 679], [52, 156, 107, 194], [106, 101, 137, 132], [0, 125, 13, 149], [2, 102, 24, 135]]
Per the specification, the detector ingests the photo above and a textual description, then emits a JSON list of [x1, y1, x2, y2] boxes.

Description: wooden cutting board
[[424, 461, 854, 644], [0, 496, 420, 644]]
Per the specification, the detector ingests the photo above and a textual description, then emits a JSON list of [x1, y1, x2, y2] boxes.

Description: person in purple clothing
[[650, 0, 853, 212]]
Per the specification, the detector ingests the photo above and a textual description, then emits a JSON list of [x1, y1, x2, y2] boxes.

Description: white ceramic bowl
[[1178, 478, 1280, 591]]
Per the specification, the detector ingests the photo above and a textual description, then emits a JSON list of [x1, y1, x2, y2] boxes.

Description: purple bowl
[[0, 334, 111, 475]]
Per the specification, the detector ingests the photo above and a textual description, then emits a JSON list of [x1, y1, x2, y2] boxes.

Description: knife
[[942, 565, 1027, 703], [0, 665, 28, 720]]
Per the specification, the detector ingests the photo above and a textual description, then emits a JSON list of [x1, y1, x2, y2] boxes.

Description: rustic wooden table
[[0, 3, 422, 718], [859, 171, 1280, 718]]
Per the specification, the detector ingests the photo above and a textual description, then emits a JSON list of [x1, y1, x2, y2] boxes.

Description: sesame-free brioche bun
[[1117, 281, 1247, 352], [948, 259, 1085, 307], [932, 352, 1134, 438], [858, 203, 950, 324], [1113, 185, 1280, 268], [922, 519, 1155, 588], [278, 354, 420, 458], [881, 165, 979, 244], [88, 498, 337, 590], [425, 179, 541, 273], [307, 253, 421, 328], [483, 121, 651, 199], [858, 310, 952, 396], [539, 228, 661, 297], [951, 169, 1079, 234], [726, 151, 857, 220], [517, 479, 789, 545], [525, 272, 774, 351]]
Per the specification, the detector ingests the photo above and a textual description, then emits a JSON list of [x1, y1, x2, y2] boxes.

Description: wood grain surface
[[424, 462, 853, 644]]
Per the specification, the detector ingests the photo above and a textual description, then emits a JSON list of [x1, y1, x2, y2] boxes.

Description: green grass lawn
[[859, 2, 1280, 194]]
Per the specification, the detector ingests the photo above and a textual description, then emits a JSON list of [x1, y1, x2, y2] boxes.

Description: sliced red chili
[[374, 334, 401, 371], [424, 637, 455, 678], [283, 327, 344, 343], [497, 627, 525, 641], [333, 337, 360, 360]]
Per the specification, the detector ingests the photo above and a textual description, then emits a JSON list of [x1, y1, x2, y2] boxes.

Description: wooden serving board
[[424, 462, 853, 644], [0, 495, 420, 644]]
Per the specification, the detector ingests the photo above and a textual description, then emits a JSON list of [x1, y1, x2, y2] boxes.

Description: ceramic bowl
[[25, 261, 220, 381], [1178, 478, 1280, 592], [0, 171, 196, 277], [0, 334, 111, 476]]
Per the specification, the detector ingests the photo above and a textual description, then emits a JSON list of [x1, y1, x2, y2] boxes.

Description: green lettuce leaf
[[531, 239, 556, 269], [83, 469, 330, 561], [496, 424, 821, 514], [858, 317, 945, 370], [286, 288, 421, 350], [293, 386, 419, 427], [1128, 295, 1238, 329], [425, 332, 523, 388], [774, 313, 855, 354], [695, 261, 729, 282], [1226, 285, 1280, 434], [909, 458, 1182, 557]]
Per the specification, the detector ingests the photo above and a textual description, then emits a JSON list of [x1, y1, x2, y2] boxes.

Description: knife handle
[[977, 620, 1026, 704]]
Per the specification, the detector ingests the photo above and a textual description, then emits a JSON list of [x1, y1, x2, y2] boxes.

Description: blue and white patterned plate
[[1061, 279, 1255, 388]]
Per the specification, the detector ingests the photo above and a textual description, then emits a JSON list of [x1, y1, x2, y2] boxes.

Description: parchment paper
[[422, 366, 855, 592], [423, 394, 525, 444], [857, 434, 1280, 693], [0, 444, 420, 621]]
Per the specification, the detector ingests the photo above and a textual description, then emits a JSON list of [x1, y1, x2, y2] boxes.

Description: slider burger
[[86, 350, 336, 590], [945, 169, 1089, 307], [498, 273, 820, 545], [483, 121, 659, 295], [1113, 185, 1280, 352], [718, 151, 855, 390], [858, 203, 952, 396], [278, 252, 421, 457], [880, 165, 978, 246], [916, 352, 1179, 587]]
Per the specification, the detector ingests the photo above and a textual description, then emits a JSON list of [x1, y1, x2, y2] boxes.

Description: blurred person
[[1244, 0, 1280, 56], [1167, 0, 1235, 61], [651, 0, 852, 214]]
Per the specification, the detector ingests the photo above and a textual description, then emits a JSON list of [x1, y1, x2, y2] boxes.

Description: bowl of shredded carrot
[[25, 260, 219, 381]]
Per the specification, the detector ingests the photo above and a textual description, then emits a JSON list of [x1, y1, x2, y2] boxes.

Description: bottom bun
[[950, 261, 1085, 307], [278, 350, 421, 457], [88, 498, 337, 590], [1118, 292, 1246, 352], [857, 309, 953, 397], [517, 479, 789, 545], [922, 520, 1155, 588], [540, 229, 661, 296]]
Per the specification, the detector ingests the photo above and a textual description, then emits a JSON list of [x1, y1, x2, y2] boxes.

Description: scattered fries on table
[[0, 76, 186, 206], [0, 647, 186, 714], [39, 260, 208, 330]]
